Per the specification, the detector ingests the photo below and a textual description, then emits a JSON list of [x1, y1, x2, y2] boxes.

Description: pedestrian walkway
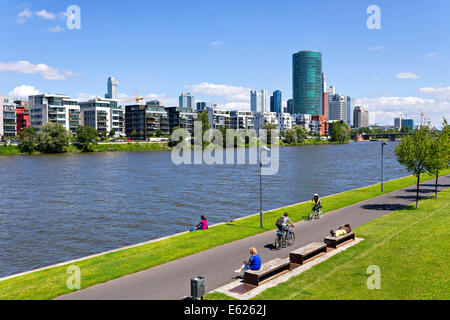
[[57, 175, 450, 300]]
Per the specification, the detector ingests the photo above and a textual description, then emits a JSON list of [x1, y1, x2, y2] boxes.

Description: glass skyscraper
[[292, 51, 323, 115]]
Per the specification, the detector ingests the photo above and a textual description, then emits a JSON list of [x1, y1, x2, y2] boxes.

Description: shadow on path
[[361, 203, 415, 211]]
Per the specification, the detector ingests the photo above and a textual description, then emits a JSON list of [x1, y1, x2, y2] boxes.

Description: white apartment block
[[0, 96, 17, 138], [292, 114, 312, 131], [29, 94, 80, 134], [206, 108, 231, 129], [79, 98, 124, 136], [230, 110, 255, 131], [278, 112, 296, 131]]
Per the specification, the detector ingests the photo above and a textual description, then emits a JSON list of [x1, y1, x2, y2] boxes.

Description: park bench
[[244, 258, 291, 286], [290, 242, 327, 266], [324, 231, 355, 249]]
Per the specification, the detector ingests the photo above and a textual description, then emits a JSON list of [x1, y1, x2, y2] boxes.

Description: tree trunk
[[435, 171, 439, 199], [416, 173, 420, 209]]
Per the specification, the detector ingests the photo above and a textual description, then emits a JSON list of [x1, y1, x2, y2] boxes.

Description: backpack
[[276, 217, 284, 228]]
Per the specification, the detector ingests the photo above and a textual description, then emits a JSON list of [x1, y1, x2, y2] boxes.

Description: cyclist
[[311, 193, 322, 214], [276, 212, 294, 240]]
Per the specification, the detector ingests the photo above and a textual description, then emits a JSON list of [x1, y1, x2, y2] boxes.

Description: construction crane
[[119, 91, 145, 105]]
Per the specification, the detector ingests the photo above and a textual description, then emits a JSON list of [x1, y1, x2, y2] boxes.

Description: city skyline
[[0, 0, 449, 127]]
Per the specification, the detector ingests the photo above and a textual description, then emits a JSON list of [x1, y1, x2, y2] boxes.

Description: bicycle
[[274, 227, 295, 250], [308, 205, 323, 221]]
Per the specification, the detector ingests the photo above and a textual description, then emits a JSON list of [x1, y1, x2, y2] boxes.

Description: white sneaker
[[234, 269, 242, 273]]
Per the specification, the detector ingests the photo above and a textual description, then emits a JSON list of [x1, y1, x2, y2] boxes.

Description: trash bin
[[191, 276, 205, 300]]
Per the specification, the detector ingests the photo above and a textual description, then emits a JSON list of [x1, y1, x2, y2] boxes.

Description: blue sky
[[1, 0, 449, 126]]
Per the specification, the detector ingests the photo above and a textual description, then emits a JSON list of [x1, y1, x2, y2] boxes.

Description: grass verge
[[0, 142, 170, 155], [207, 188, 450, 300], [0, 170, 448, 299]]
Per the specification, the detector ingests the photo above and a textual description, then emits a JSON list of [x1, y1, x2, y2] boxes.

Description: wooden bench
[[324, 231, 355, 249], [290, 242, 327, 266], [244, 258, 291, 286]]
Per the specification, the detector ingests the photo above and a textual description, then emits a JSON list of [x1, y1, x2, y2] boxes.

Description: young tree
[[75, 125, 98, 152], [109, 129, 116, 138], [395, 128, 432, 208], [330, 121, 350, 143], [36, 122, 70, 153], [18, 126, 37, 153], [294, 125, 309, 143], [263, 123, 278, 145], [130, 129, 137, 140], [283, 129, 297, 145], [424, 119, 450, 198]]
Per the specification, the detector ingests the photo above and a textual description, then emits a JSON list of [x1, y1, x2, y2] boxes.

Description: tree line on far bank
[[18, 123, 112, 154], [395, 119, 449, 208]]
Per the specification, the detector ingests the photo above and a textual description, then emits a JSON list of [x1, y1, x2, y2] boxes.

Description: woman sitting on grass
[[191, 215, 208, 231]]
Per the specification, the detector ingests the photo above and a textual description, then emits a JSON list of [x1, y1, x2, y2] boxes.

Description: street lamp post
[[259, 143, 270, 229], [381, 141, 389, 192]]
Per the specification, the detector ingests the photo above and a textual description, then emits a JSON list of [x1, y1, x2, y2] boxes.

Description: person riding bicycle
[[311, 194, 322, 213], [276, 212, 294, 240]]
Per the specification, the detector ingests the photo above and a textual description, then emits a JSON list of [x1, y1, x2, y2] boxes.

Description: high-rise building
[[179, 92, 195, 109], [292, 50, 323, 115], [353, 106, 369, 128], [270, 90, 282, 114], [329, 94, 347, 123], [322, 73, 328, 119], [250, 90, 269, 113], [196, 102, 217, 112], [105, 77, 119, 100], [326, 86, 336, 96], [286, 99, 294, 114], [29, 94, 80, 134], [394, 117, 402, 130], [401, 119, 414, 131], [346, 96, 355, 127]]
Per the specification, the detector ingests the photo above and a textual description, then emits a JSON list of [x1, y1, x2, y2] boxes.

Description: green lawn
[[0, 170, 448, 300], [0, 142, 170, 155], [216, 188, 449, 300]]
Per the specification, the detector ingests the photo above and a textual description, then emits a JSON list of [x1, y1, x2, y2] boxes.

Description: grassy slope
[[249, 188, 450, 300], [0, 142, 170, 155], [0, 170, 448, 300]]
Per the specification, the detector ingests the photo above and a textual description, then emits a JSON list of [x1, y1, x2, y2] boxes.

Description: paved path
[[57, 175, 450, 300]]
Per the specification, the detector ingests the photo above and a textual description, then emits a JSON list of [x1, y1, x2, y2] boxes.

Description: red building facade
[[16, 106, 29, 135], [312, 115, 328, 136]]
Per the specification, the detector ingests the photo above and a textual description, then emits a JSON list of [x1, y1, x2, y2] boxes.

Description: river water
[[0, 141, 408, 277]]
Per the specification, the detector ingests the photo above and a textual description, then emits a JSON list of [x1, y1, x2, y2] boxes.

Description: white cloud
[[49, 25, 64, 33], [419, 85, 450, 100], [368, 46, 384, 51], [185, 82, 251, 105], [16, 7, 32, 24], [421, 52, 441, 59], [211, 41, 223, 46], [0, 61, 73, 80], [356, 96, 449, 127], [396, 71, 420, 79], [9, 85, 40, 99], [35, 9, 56, 20]]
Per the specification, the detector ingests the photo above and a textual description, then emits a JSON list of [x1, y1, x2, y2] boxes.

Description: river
[[0, 141, 408, 277]]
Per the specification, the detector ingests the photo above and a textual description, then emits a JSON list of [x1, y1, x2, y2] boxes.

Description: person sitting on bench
[[330, 224, 352, 237], [235, 247, 261, 276]]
